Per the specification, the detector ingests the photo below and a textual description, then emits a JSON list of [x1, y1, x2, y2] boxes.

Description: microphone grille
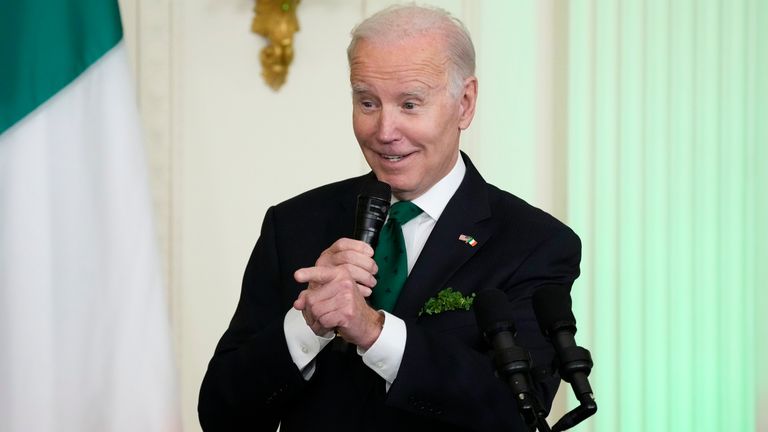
[[532, 284, 576, 335], [360, 179, 391, 201], [474, 289, 516, 334]]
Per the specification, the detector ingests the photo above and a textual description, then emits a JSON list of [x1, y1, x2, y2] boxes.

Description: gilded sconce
[[252, 0, 301, 91]]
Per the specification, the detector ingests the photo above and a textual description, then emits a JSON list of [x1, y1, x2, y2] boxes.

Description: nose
[[376, 106, 401, 144]]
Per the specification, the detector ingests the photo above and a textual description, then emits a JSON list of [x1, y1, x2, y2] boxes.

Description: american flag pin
[[458, 234, 478, 247]]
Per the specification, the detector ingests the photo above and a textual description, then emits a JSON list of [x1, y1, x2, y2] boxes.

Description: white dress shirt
[[284, 154, 467, 388]]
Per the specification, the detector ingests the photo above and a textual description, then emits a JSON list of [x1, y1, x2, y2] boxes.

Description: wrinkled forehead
[[349, 31, 449, 63], [349, 36, 451, 86]]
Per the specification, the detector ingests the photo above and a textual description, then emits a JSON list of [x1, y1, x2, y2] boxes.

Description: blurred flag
[[0, 1, 180, 431]]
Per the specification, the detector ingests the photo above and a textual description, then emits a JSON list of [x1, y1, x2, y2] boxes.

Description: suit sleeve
[[198, 206, 306, 431], [384, 226, 582, 431]]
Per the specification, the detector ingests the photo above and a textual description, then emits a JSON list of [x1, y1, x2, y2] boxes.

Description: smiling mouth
[[380, 152, 412, 162]]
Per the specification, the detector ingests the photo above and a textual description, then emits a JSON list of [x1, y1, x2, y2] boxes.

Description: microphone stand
[[515, 394, 552, 432], [551, 395, 596, 432], [493, 339, 552, 432], [549, 345, 597, 432]]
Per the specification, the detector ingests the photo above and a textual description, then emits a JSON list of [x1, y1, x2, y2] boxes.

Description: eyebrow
[[401, 90, 427, 99], [349, 85, 429, 99], [351, 84, 371, 95]]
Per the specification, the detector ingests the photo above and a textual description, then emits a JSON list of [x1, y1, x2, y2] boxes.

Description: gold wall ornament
[[251, 0, 300, 91]]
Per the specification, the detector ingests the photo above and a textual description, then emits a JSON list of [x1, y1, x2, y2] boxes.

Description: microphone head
[[532, 284, 577, 336], [353, 179, 391, 247], [474, 289, 517, 336], [360, 178, 391, 201]]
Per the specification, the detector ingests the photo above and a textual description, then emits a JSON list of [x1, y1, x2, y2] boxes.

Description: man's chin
[[390, 183, 421, 201], [370, 170, 422, 197], [372, 173, 403, 188]]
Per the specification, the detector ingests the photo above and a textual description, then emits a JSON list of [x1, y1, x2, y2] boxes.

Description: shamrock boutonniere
[[418, 288, 476, 316]]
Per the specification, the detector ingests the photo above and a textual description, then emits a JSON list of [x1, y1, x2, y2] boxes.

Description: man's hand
[[313, 238, 378, 296], [293, 238, 383, 349]]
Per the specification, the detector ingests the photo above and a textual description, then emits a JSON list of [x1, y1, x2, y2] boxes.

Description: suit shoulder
[[485, 183, 580, 243], [258, 175, 370, 257], [271, 174, 370, 214]]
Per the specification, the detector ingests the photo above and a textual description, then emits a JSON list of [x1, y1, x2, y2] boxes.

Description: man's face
[[350, 35, 476, 201]]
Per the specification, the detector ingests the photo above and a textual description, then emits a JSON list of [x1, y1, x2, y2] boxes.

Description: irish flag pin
[[458, 234, 478, 247]]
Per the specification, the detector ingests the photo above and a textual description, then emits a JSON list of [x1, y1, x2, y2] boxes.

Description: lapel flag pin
[[458, 234, 478, 247]]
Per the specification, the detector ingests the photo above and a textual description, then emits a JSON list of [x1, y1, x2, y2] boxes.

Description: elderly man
[[199, 5, 580, 432]]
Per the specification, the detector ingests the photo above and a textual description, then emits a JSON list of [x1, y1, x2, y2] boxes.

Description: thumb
[[293, 290, 307, 310], [294, 266, 337, 285]]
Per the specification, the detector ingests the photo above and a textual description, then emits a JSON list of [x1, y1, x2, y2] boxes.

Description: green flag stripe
[[0, 0, 123, 134]]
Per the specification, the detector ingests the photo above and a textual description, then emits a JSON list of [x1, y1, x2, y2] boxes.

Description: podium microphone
[[532, 284, 597, 432], [475, 289, 552, 432]]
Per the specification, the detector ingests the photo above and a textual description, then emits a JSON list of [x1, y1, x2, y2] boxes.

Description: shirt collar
[[393, 154, 466, 222]]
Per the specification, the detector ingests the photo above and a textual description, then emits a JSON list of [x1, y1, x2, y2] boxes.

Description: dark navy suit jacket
[[198, 153, 581, 431]]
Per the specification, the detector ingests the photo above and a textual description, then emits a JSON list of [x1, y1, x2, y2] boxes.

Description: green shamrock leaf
[[418, 288, 476, 316]]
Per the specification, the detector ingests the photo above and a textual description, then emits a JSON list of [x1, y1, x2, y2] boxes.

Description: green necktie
[[371, 201, 423, 312]]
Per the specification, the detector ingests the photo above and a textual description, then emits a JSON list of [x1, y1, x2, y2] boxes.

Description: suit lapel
[[393, 154, 494, 318]]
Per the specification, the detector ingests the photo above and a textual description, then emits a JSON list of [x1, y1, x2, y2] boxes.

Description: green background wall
[[564, 0, 767, 430]]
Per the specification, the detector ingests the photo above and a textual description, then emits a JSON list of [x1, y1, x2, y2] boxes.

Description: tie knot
[[388, 201, 422, 226]]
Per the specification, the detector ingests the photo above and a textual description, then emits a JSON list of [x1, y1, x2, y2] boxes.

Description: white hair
[[347, 4, 476, 97]]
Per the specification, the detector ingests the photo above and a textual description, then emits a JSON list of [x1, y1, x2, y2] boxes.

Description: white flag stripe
[[0, 42, 179, 431]]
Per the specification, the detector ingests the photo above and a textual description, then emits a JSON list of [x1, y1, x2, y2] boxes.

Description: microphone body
[[550, 330, 594, 402], [475, 294, 535, 398]]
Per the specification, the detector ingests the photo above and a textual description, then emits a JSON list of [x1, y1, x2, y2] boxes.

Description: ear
[[457, 76, 478, 130]]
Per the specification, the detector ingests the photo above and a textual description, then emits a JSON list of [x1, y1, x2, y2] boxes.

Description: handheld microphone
[[532, 284, 597, 432], [333, 179, 390, 352], [475, 289, 552, 432], [353, 179, 391, 246]]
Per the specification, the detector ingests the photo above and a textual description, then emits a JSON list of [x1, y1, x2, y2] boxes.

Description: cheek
[[397, 120, 428, 143], [407, 127, 439, 152], [352, 115, 375, 140]]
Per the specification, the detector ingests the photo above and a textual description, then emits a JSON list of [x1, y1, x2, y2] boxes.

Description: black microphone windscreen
[[353, 179, 392, 247], [532, 284, 576, 335], [360, 179, 391, 201], [475, 289, 516, 334]]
